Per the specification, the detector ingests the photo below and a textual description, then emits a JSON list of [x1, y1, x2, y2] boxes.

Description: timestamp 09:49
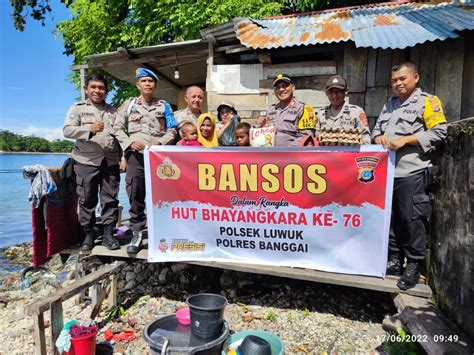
[[377, 334, 459, 343]]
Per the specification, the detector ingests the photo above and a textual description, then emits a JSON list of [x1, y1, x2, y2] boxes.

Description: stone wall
[[429, 118, 474, 338]]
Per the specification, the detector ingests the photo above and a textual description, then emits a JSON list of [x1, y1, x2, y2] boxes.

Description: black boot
[[397, 260, 420, 290], [386, 253, 403, 276], [80, 224, 95, 251], [102, 224, 120, 250]]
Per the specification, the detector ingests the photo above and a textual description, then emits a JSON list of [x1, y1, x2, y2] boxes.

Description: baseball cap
[[273, 73, 292, 86], [325, 75, 347, 90]]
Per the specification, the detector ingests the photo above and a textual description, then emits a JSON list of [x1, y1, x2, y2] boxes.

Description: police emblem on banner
[[355, 156, 380, 183], [159, 239, 168, 253], [157, 157, 181, 180]]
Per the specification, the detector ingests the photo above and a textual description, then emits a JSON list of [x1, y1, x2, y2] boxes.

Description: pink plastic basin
[[176, 307, 190, 325]]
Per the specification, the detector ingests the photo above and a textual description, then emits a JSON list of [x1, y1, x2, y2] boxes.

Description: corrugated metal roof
[[235, 1, 474, 49]]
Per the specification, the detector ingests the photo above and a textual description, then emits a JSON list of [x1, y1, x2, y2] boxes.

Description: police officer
[[316, 75, 371, 144], [63, 73, 121, 251], [372, 62, 447, 290], [114, 68, 177, 254], [257, 74, 316, 146], [174, 86, 204, 138]]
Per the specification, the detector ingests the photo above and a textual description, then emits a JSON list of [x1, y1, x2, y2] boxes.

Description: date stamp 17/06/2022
[[377, 334, 459, 343]]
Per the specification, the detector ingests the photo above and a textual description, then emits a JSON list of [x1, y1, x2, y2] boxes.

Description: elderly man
[[372, 62, 447, 290], [114, 67, 177, 254], [316, 75, 371, 144], [174, 85, 204, 137], [257, 74, 316, 146], [63, 73, 121, 251]]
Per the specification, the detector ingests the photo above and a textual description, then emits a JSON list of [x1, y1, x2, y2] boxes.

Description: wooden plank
[[375, 49, 392, 87], [366, 48, 377, 88], [348, 92, 365, 109], [365, 87, 388, 117], [264, 61, 336, 78], [50, 301, 63, 355], [418, 42, 437, 94], [256, 49, 272, 64], [410, 46, 421, 71], [435, 39, 464, 121], [33, 313, 47, 355], [391, 49, 405, 68], [343, 42, 367, 92], [393, 293, 474, 354], [189, 261, 432, 298], [26, 261, 125, 316], [62, 245, 431, 297], [91, 283, 111, 320], [108, 274, 118, 308], [461, 33, 474, 118], [259, 75, 331, 90], [80, 68, 86, 101]]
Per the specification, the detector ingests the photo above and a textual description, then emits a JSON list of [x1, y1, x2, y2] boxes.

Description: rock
[[124, 280, 137, 290], [170, 263, 187, 273], [125, 272, 136, 282], [158, 268, 168, 284]]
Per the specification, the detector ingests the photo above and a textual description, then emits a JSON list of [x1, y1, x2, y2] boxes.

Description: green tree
[[0, 130, 73, 153]]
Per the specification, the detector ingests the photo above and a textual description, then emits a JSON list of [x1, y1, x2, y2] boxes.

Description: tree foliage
[[10, 0, 386, 102], [0, 130, 74, 153], [54, 0, 284, 105]]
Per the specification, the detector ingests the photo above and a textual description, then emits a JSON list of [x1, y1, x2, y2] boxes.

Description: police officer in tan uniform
[[257, 74, 316, 146], [114, 68, 177, 254], [316, 75, 371, 144], [372, 62, 447, 290], [174, 86, 204, 137], [63, 73, 121, 251]]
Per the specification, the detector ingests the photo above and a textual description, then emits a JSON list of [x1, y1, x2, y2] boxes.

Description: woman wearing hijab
[[197, 112, 218, 147], [217, 101, 240, 146]]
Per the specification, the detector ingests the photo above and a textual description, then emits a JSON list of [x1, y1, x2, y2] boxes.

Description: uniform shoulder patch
[[75, 101, 86, 106], [298, 104, 317, 130], [423, 96, 447, 129]]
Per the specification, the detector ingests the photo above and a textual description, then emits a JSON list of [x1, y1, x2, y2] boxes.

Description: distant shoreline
[[0, 151, 69, 155]]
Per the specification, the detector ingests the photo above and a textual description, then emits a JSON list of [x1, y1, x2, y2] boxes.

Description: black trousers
[[389, 172, 430, 260], [74, 160, 120, 227], [125, 151, 147, 232]]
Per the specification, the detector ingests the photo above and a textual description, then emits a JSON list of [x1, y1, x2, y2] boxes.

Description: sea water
[[0, 154, 130, 248]]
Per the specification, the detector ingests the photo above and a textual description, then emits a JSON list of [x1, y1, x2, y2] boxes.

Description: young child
[[235, 122, 250, 147], [177, 122, 202, 146]]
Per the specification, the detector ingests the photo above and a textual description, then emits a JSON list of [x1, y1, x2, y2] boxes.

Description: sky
[[0, 0, 77, 141]]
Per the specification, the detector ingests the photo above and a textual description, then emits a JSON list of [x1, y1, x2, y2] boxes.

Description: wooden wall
[[342, 38, 467, 131]]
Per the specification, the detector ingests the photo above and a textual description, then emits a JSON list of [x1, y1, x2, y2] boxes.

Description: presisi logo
[[355, 156, 380, 184], [171, 239, 206, 252], [157, 157, 180, 180]]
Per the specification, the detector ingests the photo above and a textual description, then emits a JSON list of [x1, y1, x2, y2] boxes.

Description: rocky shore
[[0, 243, 410, 354]]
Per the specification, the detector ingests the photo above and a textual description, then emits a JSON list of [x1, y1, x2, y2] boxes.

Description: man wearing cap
[[372, 62, 447, 290], [63, 73, 121, 251], [257, 74, 316, 146], [174, 86, 204, 138], [316, 75, 371, 144], [114, 67, 178, 254]]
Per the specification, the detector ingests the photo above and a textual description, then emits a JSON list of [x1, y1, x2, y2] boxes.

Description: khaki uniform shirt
[[266, 97, 316, 146], [63, 99, 120, 167], [114, 97, 177, 153], [316, 103, 371, 144], [372, 88, 447, 177], [174, 108, 200, 137]]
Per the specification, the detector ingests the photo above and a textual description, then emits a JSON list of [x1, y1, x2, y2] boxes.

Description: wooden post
[[33, 313, 47, 355], [108, 273, 118, 308], [50, 301, 64, 355], [80, 68, 86, 101]]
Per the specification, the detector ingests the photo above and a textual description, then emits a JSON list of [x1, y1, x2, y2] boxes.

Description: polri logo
[[157, 157, 181, 180], [355, 156, 380, 183]]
